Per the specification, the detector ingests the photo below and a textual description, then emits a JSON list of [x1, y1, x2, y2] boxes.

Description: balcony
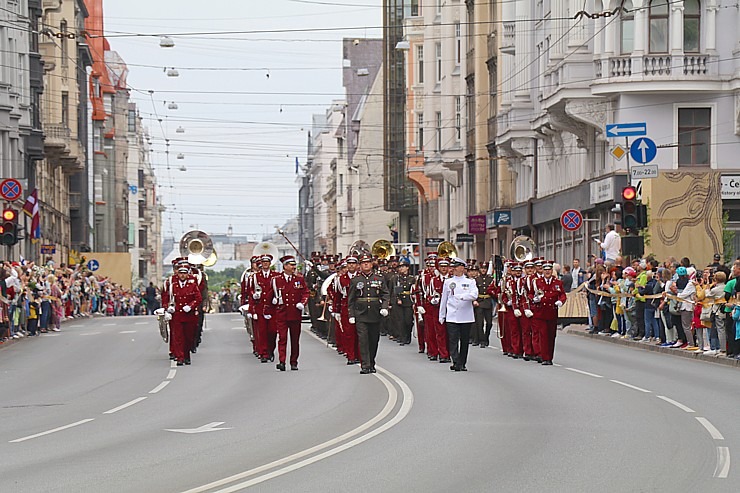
[[44, 123, 70, 151], [500, 22, 515, 55]]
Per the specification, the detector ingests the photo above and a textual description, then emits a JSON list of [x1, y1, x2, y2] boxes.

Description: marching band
[[156, 232, 568, 372]]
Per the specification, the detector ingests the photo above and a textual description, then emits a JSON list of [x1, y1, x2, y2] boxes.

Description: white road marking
[[183, 344, 414, 493], [9, 419, 95, 443], [609, 380, 651, 393], [565, 367, 603, 378], [103, 397, 147, 415], [149, 381, 170, 394], [230, 318, 243, 322], [119, 330, 137, 334], [167, 369, 177, 380], [171, 360, 177, 368], [715, 446, 731, 478], [79, 332, 101, 336], [135, 322, 149, 325], [656, 395, 695, 413], [68, 324, 84, 328], [166, 422, 233, 434], [553, 363, 563, 367], [231, 327, 245, 330], [103, 323, 117, 326], [696, 417, 724, 440], [42, 333, 61, 337]]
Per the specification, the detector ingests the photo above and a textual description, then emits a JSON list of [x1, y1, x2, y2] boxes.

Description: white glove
[[305, 260, 313, 270], [182, 305, 191, 313], [439, 318, 444, 325], [533, 296, 542, 303], [164, 312, 172, 321], [167, 306, 175, 314], [238, 304, 249, 315], [418, 313, 424, 322], [514, 309, 522, 317], [154, 308, 164, 316], [417, 306, 426, 315], [349, 317, 356, 324], [333, 312, 341, 321], [524, 309, 534, 318], [272, 298, 278, 305], [252, 313, 258, 320], [380, 308, 389, 317], [253, 292, 261, 300], [555, 300, 563, 308], [296, 303, 304, 311], [264, 314, 272, 320], [506, 300, 512, 306]]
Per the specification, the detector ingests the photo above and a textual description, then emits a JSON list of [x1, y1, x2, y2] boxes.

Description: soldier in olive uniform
[[349, 253, 391, 374], [473, 261, 495, 347], [389, 258, 416, 345]]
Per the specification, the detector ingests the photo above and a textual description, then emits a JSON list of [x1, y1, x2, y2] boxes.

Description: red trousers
[[520, 315, 534, 356], [503, 311, 521, 355], [340, 309, 359, 362], [417, 305, 427, 352], [496, 311, 508, 352], [532, 317, 558, 361], [170, 315, 196, 362], [424, 305, 440, 357], [435, 319, 450, 359], [276, 315, 302, 365], [253, 316, 275, 359]]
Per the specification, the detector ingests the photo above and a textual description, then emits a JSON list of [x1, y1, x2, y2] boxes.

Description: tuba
[[180, 230, 214, 266], [437, 241, 458, 259], [349, 240, 371, 257], [372, 239, 396, 260], [157, 312, 169, 342], [254, 242, 280, 266], [510, 235, 535, 263]]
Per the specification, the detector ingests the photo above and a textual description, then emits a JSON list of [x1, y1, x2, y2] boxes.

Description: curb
[[565, 327, 740, 369], [0, 313, 105, 351]]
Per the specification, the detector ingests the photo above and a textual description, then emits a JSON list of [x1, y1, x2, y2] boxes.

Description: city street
[[0, 313, 737, 492]]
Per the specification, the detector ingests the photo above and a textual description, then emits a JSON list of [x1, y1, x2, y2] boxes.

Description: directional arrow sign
[[165, 422, 233, 434], [605, 122, 647, 138], [630, 137, 657, 164]]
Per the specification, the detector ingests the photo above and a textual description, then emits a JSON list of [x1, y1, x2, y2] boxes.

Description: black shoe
[[450, 365, 460, 371], [535, 356, 543, 363], [346, 360, 355, 365], [370, 368, 377, 373], [184, 359, 191, 365], [542, 360, 553, 366], [523, 355, 531, 361], [399, 343, 406, 346], [360, 368, 372, 374], [511, 354, 521, 359], [191, 347, 197, 354], [176, 361, 184, 366], [269, 354, 275, 362], [418, 349, 425, 353], [503, 352, 509, 356], [276, 362, 286, 371], [439, 358, 451, 363], [460, 366, 467, 371], [291, 365, 298, 371], [429, 355, 438, 361], [260, 357, 268, 363], [169, 354, 175, 360]]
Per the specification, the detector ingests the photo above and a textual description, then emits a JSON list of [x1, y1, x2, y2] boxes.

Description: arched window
[[620, 0, 635, 54], [684, 0, 701, 53], [649, 0, 669, 53]]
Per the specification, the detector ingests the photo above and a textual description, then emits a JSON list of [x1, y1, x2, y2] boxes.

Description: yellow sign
[[610, 145, 627, 161]]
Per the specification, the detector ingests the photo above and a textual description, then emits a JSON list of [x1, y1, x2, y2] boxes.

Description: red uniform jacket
[[330, 272, 355, 315], [532, 276, 567, 320], [247, 270, 276, 318], [162, 275, 203, 321], [272, 273, 309, 321]]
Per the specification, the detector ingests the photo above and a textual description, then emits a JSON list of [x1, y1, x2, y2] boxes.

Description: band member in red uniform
[[248, 254, 276, 363], [161, 264, 202, 366], [431, 258, 451, 363], [531, 261, 567, 365], [421, 257, 443, 361], [508, 263, 524, 359], [414, 254, 437, 355], [332, 256, 360, 365], [272, 256, 309, 371], [520, 259, 537, 361], [239, 256, 260, 357]]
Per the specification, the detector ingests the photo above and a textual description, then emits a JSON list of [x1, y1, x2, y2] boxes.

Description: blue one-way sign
[[630, 137, 658, 164], [606, 122, 647, 138]]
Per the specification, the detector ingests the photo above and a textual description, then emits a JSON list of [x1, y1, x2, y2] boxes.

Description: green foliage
[[722, 211, 735, 264], [205, 265, 247, 291]]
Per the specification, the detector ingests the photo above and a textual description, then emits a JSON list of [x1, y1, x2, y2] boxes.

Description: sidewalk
[[564, 325, 740, 369], [0, 314, 104, 351]]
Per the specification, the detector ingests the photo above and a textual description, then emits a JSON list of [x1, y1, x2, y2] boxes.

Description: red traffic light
[[2, 209, 16, 221], [622, 186, 637, 201]]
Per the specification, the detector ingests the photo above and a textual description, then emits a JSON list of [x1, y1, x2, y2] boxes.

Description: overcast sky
[[103, 0, 382, 241]]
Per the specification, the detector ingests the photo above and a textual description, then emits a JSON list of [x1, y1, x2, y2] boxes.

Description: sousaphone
[[254, 241, 280, 266], [180, 230, 214, 266], [371, 239, 396, 260]]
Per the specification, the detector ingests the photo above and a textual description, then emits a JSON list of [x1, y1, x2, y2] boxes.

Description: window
[[139, 259, 147, 280], [128, 109, 136, 132], [436, 0, 442, 16], [684, 0, 700, 53], [139, 228, 147, 248], [678, 107, 711, 166], [467, 159, 476, 214], [435, 42, 442, 82], [620, 1, 635, 54], [455, 96, 461, 142], [416, 45, 424, 84], [435, 111, 442, 152], [138, 200, 145, 218], [60, 21, 68, 66], [410, 0, 420, 16], [417, 112, 424, 150], [338, 174, 343, 196], [455, 23, 461, 66], [648, 0, 669, 53], [61, 92, 69, 126], [138, 169, 145, 188], [338, 137, 344, 158]]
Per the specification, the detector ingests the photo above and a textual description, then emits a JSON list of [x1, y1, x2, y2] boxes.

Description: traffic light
[[1, 208, 19, 245], [621, 186, 638, 233]]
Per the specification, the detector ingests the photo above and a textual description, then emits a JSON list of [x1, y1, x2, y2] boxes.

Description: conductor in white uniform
[[439, 257, 479, 371]]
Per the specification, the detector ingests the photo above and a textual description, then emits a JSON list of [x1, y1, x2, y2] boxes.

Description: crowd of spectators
[[556, 252, 740, 360], [0, 260, 159, 343]]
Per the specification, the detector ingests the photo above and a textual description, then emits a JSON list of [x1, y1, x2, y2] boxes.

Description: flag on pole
[[295, 157, 299, 174], [22, 188, 40, 241]]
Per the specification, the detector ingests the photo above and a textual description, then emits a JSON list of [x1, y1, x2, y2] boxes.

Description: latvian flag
[[22, 188, 40, 242]]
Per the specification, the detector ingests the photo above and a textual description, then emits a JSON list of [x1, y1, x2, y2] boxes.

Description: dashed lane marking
[[103, 397, 148, 415], [10, 419, 95, 443], [696, 417, 725, 440], [79, 332, 101, 336], [715, 447, 731, 478], [135, 322, 149, 325], [119, 330, 137, 334], [656, 395, 695, 413], [565, 367, 603, 378], [609, 380, 651, 393], [167, 369, 177, 380], [102, 323, 117, 327], [149, 381, 170, 394]]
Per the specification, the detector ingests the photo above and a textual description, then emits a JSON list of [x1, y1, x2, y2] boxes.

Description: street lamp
[[176, 126, 185, 133], [160, 36, 175, 48], [166, 67, 179, 77]]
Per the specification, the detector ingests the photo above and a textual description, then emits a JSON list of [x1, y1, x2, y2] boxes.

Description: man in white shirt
[[439, 257, 479, 371], [596, 224, 621, 263]]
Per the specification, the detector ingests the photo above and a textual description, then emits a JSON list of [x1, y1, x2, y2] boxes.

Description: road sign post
[[560, 209, 583, 232], [629, 137, 658, 164], [0, 179, 23, 202]]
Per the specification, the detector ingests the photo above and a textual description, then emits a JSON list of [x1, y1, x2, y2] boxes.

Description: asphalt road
[[0, 314, 737, 492]]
